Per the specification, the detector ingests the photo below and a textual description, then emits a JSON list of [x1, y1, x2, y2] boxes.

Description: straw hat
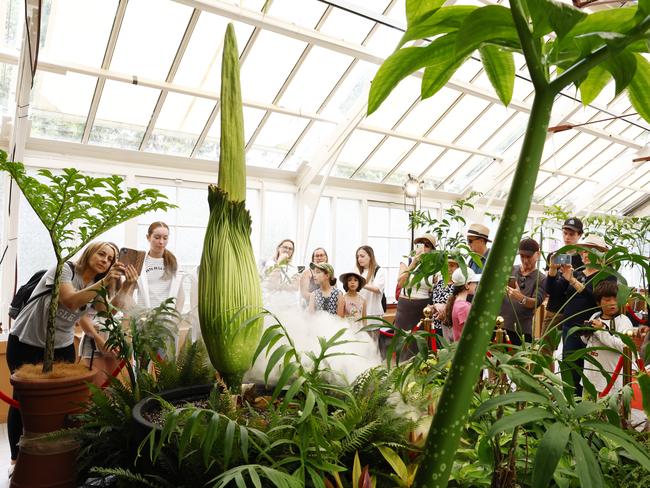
[[578, 234, 608, 252], [467, 223, 491, 242], [338, 271, 366, 291], [451, 268, 482, 286], [414, 233, 437, 249]]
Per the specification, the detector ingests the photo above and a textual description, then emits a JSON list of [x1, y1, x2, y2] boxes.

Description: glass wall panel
[[261, 191, 296, 263], [334, 198, 361, 273]]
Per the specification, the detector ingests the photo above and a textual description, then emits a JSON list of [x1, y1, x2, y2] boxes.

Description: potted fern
[[0, 149, 174, 487], [367, 1, 650, 486]]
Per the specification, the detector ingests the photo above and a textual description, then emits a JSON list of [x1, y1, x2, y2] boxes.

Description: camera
[[552, 253, 572, 265]]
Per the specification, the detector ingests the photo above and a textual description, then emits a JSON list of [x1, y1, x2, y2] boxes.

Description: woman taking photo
[[6, 241, 134, 465], [300, 247, 329, 303], [134, 222, 184, 311]]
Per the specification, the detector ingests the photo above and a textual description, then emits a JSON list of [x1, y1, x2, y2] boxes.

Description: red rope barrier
[[626, 305, 648, 324], [100, 360, 127, 389], [0, 390, 20, 409], [599, 356, 625, 398]]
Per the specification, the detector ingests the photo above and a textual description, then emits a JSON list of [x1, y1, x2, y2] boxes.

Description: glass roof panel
[[39, 0, 118, 67], [575, 143, 625, 177], [422, 149, 469, 185], [483, 112, 528, 153], [355, 137, 416, 181], [616, 193, 647, 212], [145, 92, 215, 156], [321, 60, 376, 119], [452, 57, 483, 83], [268, 0, 328, 27], [535, 175, 569, 202], [89, 80, 160, 149], [540, 133, 597, 172], [239, 30, 307, 104], [247, 113, 310, 167], [588, 149, 635, 181], [318, 6, 376, 45], [173, 15, 253, 92], [0, 63, 18, 118], [364, 76, 420, 129], [605, 189, 635, 212], [0, 0, 23, 51], [365, 24, 404, 58], [280, 47, 354, 113], [441, 155, 493, 193], [455, 104, 515, 148], [429, 95, 490, 142], [385, 0, 406, 23], [30, 71, 96, 142], [110, 0, 193, 80], [560, 138, 612, 175], [395, 87, 461, 135], [333, 129, 385, 177], [384, 143, 446, 185], [196, 114, 220, 161], [281, 121, 337, 170]]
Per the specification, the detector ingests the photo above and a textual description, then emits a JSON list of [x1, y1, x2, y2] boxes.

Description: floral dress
[[313, 288, 341, 315], [431, 280, 453, 334], [342, 294, 365, 322]]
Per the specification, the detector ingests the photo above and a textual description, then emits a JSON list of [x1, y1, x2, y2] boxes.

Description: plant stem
[[413, 88, 555, 488], [42, 260, 64, 373]]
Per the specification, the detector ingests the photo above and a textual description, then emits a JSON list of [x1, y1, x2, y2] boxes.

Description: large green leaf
[[488, 408, 554, 437], [368, 34, 458, 114], [638, 373, 650, 417], [571, 431, 605, 488], [479, 45, 515, 106], [473, 391, 550, 418], [604, 51, 637, 96], [527, 0, 586, 39], [398, 6, 478, 48], [420, 33, 471, 99], [627, 53, 650, 123], [578, 65, 611, 105], [406, 0, 445, 27], [455, 5, 520, 55], [565, 8, 637, 39], [531, 423, 571, 488], [583, 421, 650, 471]]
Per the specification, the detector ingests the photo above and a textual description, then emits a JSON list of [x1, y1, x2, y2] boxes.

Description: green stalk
[[42, 259, 63, 373]]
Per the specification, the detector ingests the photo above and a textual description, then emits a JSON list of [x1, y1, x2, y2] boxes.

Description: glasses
[[280, 245, 294, 251]]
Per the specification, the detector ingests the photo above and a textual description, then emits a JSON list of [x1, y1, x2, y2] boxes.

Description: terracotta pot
[[10, 369, 97, 488]]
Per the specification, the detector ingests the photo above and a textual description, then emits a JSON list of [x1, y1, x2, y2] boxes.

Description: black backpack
[[8, 262, 75, 319]]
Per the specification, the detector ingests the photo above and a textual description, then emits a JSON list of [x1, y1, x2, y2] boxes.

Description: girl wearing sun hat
[[444, 268, 482, 342], [308, 262, 341, 315], [337, 271, 367, 323]]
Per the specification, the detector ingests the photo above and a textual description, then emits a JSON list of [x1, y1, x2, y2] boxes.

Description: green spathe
[[199, 23, 263, 391]]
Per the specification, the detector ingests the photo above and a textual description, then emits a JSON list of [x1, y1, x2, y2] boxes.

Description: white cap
[[452, 268, 482, 286]]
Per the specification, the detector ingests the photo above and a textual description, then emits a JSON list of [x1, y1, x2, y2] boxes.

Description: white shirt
[[359, 267, 385, 317], [137, 255, 171, 309], [582, 312, 634, 394]]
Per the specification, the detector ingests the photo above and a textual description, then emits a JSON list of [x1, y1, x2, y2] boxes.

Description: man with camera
[[498, 238, 546, 346]]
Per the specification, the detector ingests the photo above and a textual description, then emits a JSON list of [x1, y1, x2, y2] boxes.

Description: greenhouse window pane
[[560, 138, 611, 175], [483, 112, 528, 153], [282, 121, 337, 171], [540, 134, 596, 171], [174, 15, 250, 92], [268, 0, 327, 28], [445, 156, 494, 193], [431, 96, 490, 142], [321, 60, 376, 119], [588, 149, 635, 181], [365, 76, 420, 129], [385, 0, 406, 23], [0, 0, 22, 51], [396, 87, 460, 136], [605, 189, 635, 212], [40, 0, 118, 67], [355, 137, 416, 182], [247, 113, 310, 168], [304, 197, 331, 264], [146, 92, 215, 156], [571, 142, 623, 177], [384, 144, 445, 185], [455, 104, 516, 148], [333, 130, 385, 177], [365, 24, 403, 58], [318, 6, 375, 45], [261, 191, 296, 261], [196, 112, 220, 160], [452, 57, 483, 83], [280, 47, 354, 113], [30, 71, 96, 142], [335, 198, 361, 271], [110, 0, 193, 80], [239, 31, 307, 105], [534, 175, 568, 202], [89, 80, 160, 149], [0, 63, 17, 118], [422, 149, 470, 186]]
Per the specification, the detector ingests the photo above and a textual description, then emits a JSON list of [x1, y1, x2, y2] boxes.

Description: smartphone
[[508, 276, 516, 288], [552, 253, 572, 265], [297, 265, 306, 273], [118, 248, 146, 275], [414, 242, 425, 251]]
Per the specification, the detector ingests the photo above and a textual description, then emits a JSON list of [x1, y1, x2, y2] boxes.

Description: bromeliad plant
[[0, 150, 174, 373], [199, 23, 264, 391], [367, 1, 650, 486]]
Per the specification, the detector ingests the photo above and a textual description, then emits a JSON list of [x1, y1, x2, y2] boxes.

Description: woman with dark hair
[[6, 241, 135, 465], [134, 221, 184, 311], [300, 247, 328, 303], [356, 245, 385, 320]]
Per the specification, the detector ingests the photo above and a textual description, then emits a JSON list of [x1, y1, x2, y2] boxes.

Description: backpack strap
[[24, 261, 76, 308]]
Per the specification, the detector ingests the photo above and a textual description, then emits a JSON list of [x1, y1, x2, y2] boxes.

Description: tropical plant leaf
[[454, 5, 520, 55], [473, 391, 550, 418], [527, 0, 587, 39], [479, 45, 515, 106], [628, 53, 650, 123], [604, 50, 637, 96], [571, 430, 605, 488], [488, 408, 554, 437], [531, 422, 571, 488], [582, 421, 650, 471], [578, 65, 611, 105], [638, 373, 650, 417], [398, 6, 477, 48], [405, 0, 445, 27], [377, 445, 408, 481], [421, 33, 471, 99]]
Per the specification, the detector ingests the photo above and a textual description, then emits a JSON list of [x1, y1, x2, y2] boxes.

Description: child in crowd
[[582, 280, 633, 395], [444, 268, 481, 341], [308, 262, 341, 315], [337, 271, 367, 323]]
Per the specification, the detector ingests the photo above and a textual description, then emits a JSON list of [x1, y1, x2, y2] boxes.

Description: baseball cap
[[562, 217, 583, 233], [451, 268, 482, 286]]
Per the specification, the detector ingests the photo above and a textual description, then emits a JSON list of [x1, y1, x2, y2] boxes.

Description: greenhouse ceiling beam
[[82, 0, 128, 144], [190, 23, 263, 157], [139, 9, 201, 151]]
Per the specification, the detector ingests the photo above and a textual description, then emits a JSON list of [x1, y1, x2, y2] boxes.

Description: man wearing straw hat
[[466, 223, 491, 273]]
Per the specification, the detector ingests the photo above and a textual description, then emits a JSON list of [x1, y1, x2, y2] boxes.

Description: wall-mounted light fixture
[[403, 174, 422, 250]]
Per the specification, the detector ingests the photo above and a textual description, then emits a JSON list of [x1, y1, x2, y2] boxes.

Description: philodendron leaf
[[531, 423, 571, 488], [604, 51, 637, 96], [455, 5, 520, 55], [578, 65, 611, 105], [479, 45, 515, 106], [405, 0, 445, 27], [627, 53, 650, 123], [421, 33, 471, 99], [398, 6, 478, 48], [527, 0, 586, 39]]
